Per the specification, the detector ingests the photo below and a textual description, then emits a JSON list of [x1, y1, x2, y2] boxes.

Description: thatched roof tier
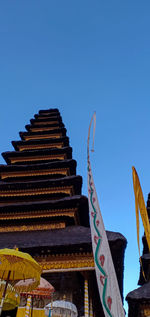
[[0, 226, 126, 255], [0, 226, 92, 252], [28, 110, 63, 128], [2, 146, 72, 165], [12, 136, 69, 152], [31, 109, 63, 124], [33, 108, 60, 116], [0, 175, 82, 204], [126, 282, 150, 301], [0, 175, 82, 190], [19, 127, 66, 141], [0, 195, 89, 227], [126, 282, 150, 317], [0, 159, 76, 182], [31, 116, 63, 124], [35, 109, 61, 117], [0, 207, 126, 302], [0, 194, 87, 212], [39, 109, 60, 115], [25, 122, 65, 132], [138, 253, 150, 285], [0, 226, 126, 296]]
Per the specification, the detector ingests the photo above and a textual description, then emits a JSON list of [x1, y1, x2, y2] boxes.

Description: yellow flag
[[132, 166, 150, 253]]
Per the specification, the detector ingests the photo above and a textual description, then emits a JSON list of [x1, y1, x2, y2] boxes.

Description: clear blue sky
[[0, 1, 150, 315]]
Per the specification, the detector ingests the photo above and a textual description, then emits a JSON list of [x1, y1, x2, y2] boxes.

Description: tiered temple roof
[[0, 108, 127, 317], [126, 194, 150, 316]]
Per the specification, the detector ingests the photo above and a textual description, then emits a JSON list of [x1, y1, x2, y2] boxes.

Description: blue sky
[[0, 1, 150, 314]]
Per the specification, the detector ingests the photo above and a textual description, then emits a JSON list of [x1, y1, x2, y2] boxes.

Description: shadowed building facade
[[0, 109, 127, 316]]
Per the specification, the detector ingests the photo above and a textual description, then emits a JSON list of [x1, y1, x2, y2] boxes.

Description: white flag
[[87, 113, 125, 317]]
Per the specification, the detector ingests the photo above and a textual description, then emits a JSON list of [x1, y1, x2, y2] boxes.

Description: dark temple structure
[[126, 195, 150, 317], [0, 109, 127, 316]]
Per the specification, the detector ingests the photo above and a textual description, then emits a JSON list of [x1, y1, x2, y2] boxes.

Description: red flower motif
[[91, 212, 95, 218], [96, 219, 99, 226], [93, 197, 96, 203], [100, 275, 105, 286], [99, 255, 105, 267], [107, 297, 112, 310], [94, 235, 99, 245]]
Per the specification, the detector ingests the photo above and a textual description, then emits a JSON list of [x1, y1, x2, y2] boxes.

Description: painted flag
[[87, 113, 125, 317], [132, 166, 150, 254]]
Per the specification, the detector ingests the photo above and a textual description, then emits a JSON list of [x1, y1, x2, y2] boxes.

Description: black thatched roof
[[126, 282, 150, 301], [0, 175, 82, 192], [31, 109, 63, 125], [0, 226, 126, 255], [138, 253, 150, 285], [0, 225, 127, 298], [19, 127, 66, 141], [0, 195, 89, 227], [31, 116, 62, 123], [0, 226, 91, 250], [0, 159, 76, 181], [25, 122, 65, 132], [33, 108, 60, 117], [0, 175, 82, 204], [0, 194, 86, 209], [126, 193, 150, 316], [126, 282, 150, 317], [34, 109, 60, 117], [12, 136, 69, 151], [2, 146, 72, 165], [39, 109, 59, 114]]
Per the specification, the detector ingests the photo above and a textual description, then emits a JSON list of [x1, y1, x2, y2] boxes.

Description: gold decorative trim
[[10, 154, 66, 163], [0, 208, 78, 220], [30, 127, 59, 132], [35, 253, 94, 271], [18, 143, 63, 151], [0, 168, 69, 180], [0, 222, 66, 232], [33, 121, 59, 125], [0, 186, 74, 197], [24, 133, 62, 141]]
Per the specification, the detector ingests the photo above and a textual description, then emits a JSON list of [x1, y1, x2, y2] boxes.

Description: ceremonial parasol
[[14, 278, 41, 294], [0, 281, 20, 311], [15, 277, 54, 298], [0, 248, 42, 315], [16, 278, 54, 317], [45, 300, 78, 317]]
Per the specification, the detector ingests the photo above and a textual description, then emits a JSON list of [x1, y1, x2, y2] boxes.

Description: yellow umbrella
[[0, 280, 20, 311], [0, 248, 42, 315], [0, 248, 41, 281], [2, 297, 19, 311]]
